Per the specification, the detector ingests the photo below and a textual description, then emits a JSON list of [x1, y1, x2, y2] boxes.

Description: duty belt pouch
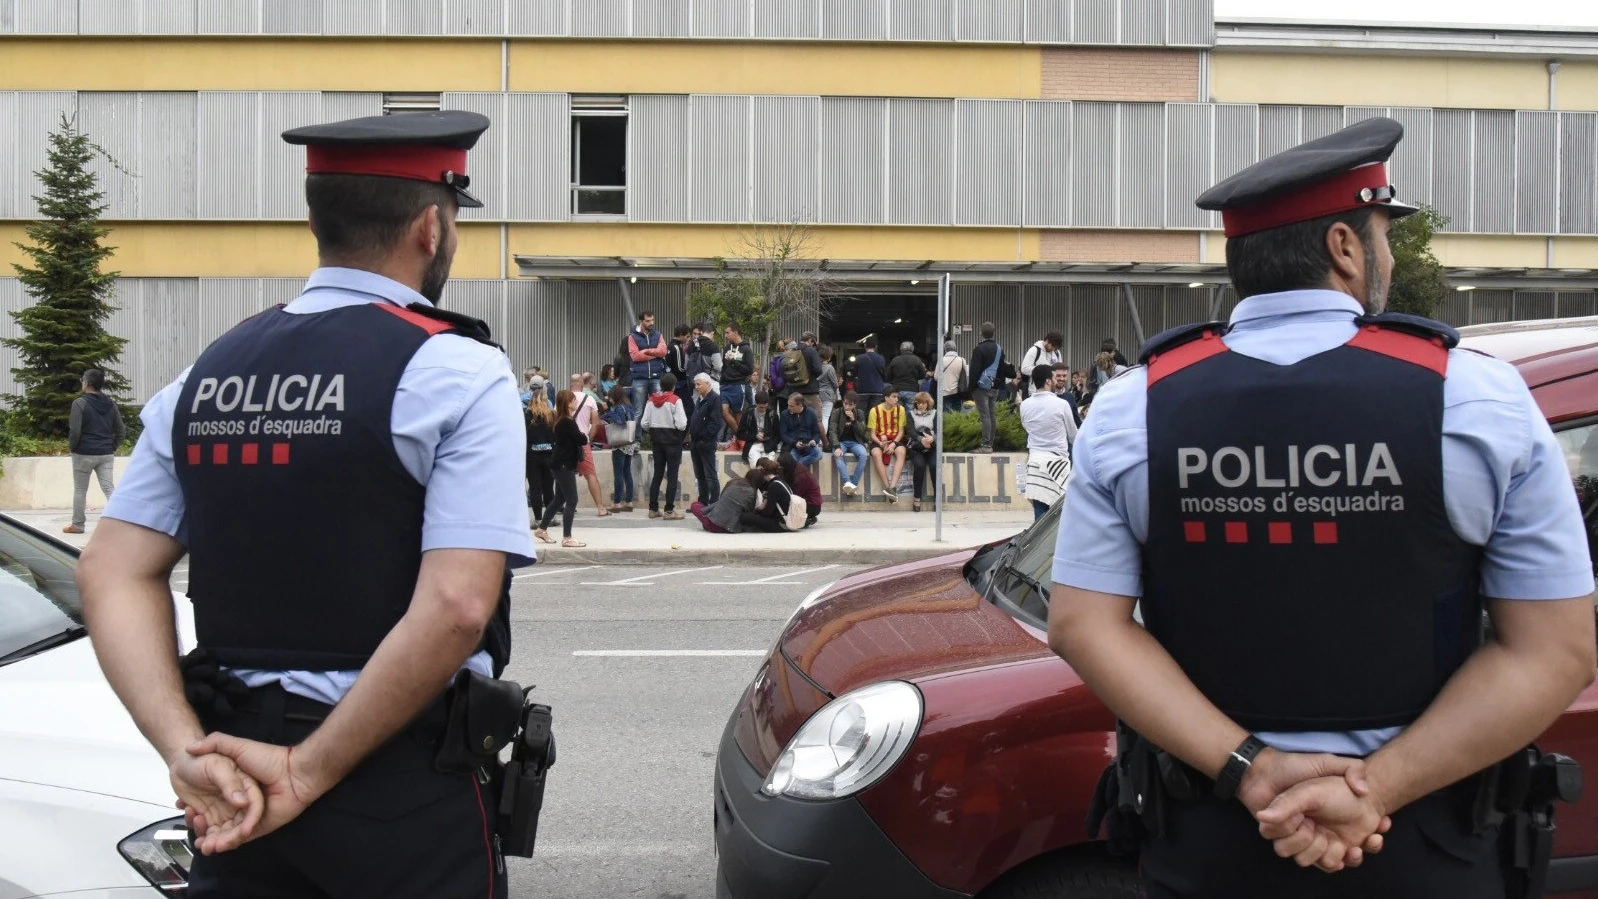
[[435, 669, 525, 774]]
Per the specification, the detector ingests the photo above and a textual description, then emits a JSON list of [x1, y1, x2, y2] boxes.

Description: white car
[[0, 515, 194, 898]]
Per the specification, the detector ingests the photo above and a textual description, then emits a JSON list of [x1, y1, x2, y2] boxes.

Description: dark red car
[[713, 316, 1598, 899]]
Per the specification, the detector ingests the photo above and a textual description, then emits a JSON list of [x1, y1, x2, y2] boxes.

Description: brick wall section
[[1041, 230, 1200, 263], [1042, 48, 1201, 102]]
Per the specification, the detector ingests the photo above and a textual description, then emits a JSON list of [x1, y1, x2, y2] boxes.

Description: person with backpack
[[785, 335, 825, 419], [642, 373, 688, 521], [853, 335, 888, 413], [1015, 331, 1064, 400], [937, 340, 968, 412], [969, 321, 1005, 454], [602, 385, 639, 512], [744, 466, 806, 533]]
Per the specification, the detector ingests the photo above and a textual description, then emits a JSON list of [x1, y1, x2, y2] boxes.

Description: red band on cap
[[1222, 163, 1393, 238], [305, 144, 467, 185]]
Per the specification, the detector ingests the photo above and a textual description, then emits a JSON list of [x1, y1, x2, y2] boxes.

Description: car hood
[[780, 551, 1054, 695], [0, 635, 175, 811]]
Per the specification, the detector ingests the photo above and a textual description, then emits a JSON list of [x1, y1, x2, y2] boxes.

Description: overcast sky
[[1214, 0, 1598, 28]]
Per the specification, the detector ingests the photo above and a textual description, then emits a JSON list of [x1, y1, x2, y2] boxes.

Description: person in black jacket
[[687, 373, 724, 505], [523, 379, 557, 523], [721, 324, 756, 443], [885, 341, 928, 408], [737, 391, 783, 465], [968, 322, 1005, 453], [534, 388, 588, 548], [66, 368, 126, 534]]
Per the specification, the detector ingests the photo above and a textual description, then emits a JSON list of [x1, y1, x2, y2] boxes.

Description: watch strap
[[1214, 735, 1268, 800]]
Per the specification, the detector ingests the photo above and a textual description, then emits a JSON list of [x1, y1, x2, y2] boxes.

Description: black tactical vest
[[1140, 314, 1483, 732], [172, 301, 512, 674]]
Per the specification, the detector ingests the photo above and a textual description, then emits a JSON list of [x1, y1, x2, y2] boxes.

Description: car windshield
[[991, 417, 1598, 617], [0, 518, 84, 664]]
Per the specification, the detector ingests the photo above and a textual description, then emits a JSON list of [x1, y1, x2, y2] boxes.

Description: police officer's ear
[[1324, 219, 1370, 296]]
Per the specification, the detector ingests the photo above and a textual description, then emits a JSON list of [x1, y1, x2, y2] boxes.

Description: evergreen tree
[[1385, 204, 1451, 320], [4, 114, 128, 438]]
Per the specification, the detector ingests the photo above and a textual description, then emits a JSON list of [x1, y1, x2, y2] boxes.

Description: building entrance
[[820, 293, 940, 379]]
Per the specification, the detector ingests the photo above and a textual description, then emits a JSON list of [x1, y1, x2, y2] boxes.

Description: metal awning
[[513, 255, 1598, 291]]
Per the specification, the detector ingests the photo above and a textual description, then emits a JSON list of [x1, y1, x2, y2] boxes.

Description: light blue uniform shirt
[[105, 267, 537, 705], [1052, 290, 1596, 755]]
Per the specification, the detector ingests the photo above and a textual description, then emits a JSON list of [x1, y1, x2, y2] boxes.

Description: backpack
[[779, 488, 809, 531], [978, 343, 1004, 390], [685, 342, 707, 380], [956, 357, 970, 394], [781, 347, 811, 387]]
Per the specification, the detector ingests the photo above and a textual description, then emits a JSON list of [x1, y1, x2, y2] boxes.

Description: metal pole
[[1122, 283, 1146, 348], [617, 277, 637, 325], [935, 273, 951, 543]]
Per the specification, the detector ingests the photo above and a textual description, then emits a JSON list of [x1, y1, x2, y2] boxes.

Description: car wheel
[[979, 854, 1142, 899]]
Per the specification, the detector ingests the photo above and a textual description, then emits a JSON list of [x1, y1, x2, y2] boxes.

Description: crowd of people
[[519, 312, 1127, 541]]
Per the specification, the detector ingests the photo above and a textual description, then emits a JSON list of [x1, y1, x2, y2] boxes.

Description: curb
[[525, 544, 983, 567]]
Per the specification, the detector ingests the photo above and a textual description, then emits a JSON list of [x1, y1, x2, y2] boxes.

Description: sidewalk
[[9, 507, 1035, 566]]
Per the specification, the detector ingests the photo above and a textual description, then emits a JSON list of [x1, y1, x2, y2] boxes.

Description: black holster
[[1086, 722, 1179, 854], [435, 669, 557, 859], [1475, 746, 1583, 899]]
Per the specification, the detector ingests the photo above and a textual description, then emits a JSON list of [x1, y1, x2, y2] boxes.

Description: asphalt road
[[496, 563, 860, 899], [162, 560, 856, 897]]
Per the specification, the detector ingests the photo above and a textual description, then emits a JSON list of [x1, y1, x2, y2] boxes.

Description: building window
[[383, 92, 442, 114], [572, 95, 628, 216]]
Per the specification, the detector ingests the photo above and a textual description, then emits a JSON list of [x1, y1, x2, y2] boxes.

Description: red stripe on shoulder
[[1347, 325, 1449, 377], [373, 302, 454, 336], [1146, 330, 1228, 389]]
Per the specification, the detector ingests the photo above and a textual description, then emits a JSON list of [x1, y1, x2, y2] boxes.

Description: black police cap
[[1196, 116, 1418, 238], [282, 110, 491, 208]]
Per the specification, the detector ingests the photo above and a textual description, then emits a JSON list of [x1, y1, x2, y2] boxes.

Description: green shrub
[[940, 400, 1027, 452]]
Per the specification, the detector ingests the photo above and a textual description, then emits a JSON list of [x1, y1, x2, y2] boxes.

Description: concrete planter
[[588, 449, 1025, 510], [0, 456, 133, 511]]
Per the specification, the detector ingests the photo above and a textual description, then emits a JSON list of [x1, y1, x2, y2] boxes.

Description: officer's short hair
[[1226, 207, 1378, 300], [981, 322, 996, 340], [82, 369, 105, 390], [305, 174, 457, 260], [1032, 364, 1054, 390]]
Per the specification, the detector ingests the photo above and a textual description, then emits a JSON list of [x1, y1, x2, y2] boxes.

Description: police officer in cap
[[1048, 116, 1595, 896], [77, 109, 534, 898]]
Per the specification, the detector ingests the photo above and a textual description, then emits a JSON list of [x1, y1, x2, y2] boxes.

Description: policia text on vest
[[1175, 442, 1405, 518]]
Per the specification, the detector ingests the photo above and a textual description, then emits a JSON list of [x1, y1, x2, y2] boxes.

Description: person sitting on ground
[[779, 392, 824, 467], [867, 389, 909, 503], [763, 454, 822, 528], [691, 467, 769, 534], [744, 466, 801, 533], [905, 391, 938, 513], [737, 390, 782, 466], [828, 391, 869, 496], [642, 373, 688, 521], [1020, 363, 1077, 521], [886, 341, 928, 408]]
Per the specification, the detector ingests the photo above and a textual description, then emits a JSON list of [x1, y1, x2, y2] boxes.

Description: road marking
[[572, 650, 766, 657], [580, 566, 723, 586], [702, 564, 837, 586], [513, 565, 597, 580]]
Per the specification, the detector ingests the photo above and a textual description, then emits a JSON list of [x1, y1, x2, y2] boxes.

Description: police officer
[[76, 109, 535, 898], [1049, 117, 1596, 897]]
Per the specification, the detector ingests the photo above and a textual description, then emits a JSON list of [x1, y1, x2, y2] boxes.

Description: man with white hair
[[687, 372, 725, 506], [886, 340, 928, 408]]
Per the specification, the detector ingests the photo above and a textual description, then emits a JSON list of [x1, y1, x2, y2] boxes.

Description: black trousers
[[537, 468, 578, 538], [525, 451, 554, 519], [909, 449, 932, 498], [188, 684, 507, 899], [1140, 786, 1502, 899], [650, 445, 683, 511], [691, 440, 721, 504]]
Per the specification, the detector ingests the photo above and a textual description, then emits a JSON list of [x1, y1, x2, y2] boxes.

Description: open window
[[571, 95, 628, 216]]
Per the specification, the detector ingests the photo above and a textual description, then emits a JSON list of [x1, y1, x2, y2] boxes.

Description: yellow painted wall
[[1433, 234, 1548, 268], [510, 223, 1041, 263], [1552, 238, 1598, 269], [0, 39, 503, 91], [0, 221, 509, 278], [1211, 53, 1552, 110], [510, 40, 1041, 98], [1556, 63, 1598, 112]]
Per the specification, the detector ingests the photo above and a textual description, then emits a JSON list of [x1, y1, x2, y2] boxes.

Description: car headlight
[[118, 817, 192, 896], [761, 681, 923, 800]]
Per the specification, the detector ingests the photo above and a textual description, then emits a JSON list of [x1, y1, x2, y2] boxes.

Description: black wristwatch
[[1213, 735, 1268, 800]]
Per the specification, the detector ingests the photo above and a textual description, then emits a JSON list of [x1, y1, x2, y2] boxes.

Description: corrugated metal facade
[[0, 93, 1594, 237], [0, 276, 1588, 402], [24, 0, 1212, 43]]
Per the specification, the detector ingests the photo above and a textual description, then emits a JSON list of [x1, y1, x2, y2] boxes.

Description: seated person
[[779, 392, 824, 466], [759, 455, 822, 528], [736, 390, 783, 466], [691, 469, 768, 534], [868, 389, 909, 503], [743, 469, 801, 533]]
